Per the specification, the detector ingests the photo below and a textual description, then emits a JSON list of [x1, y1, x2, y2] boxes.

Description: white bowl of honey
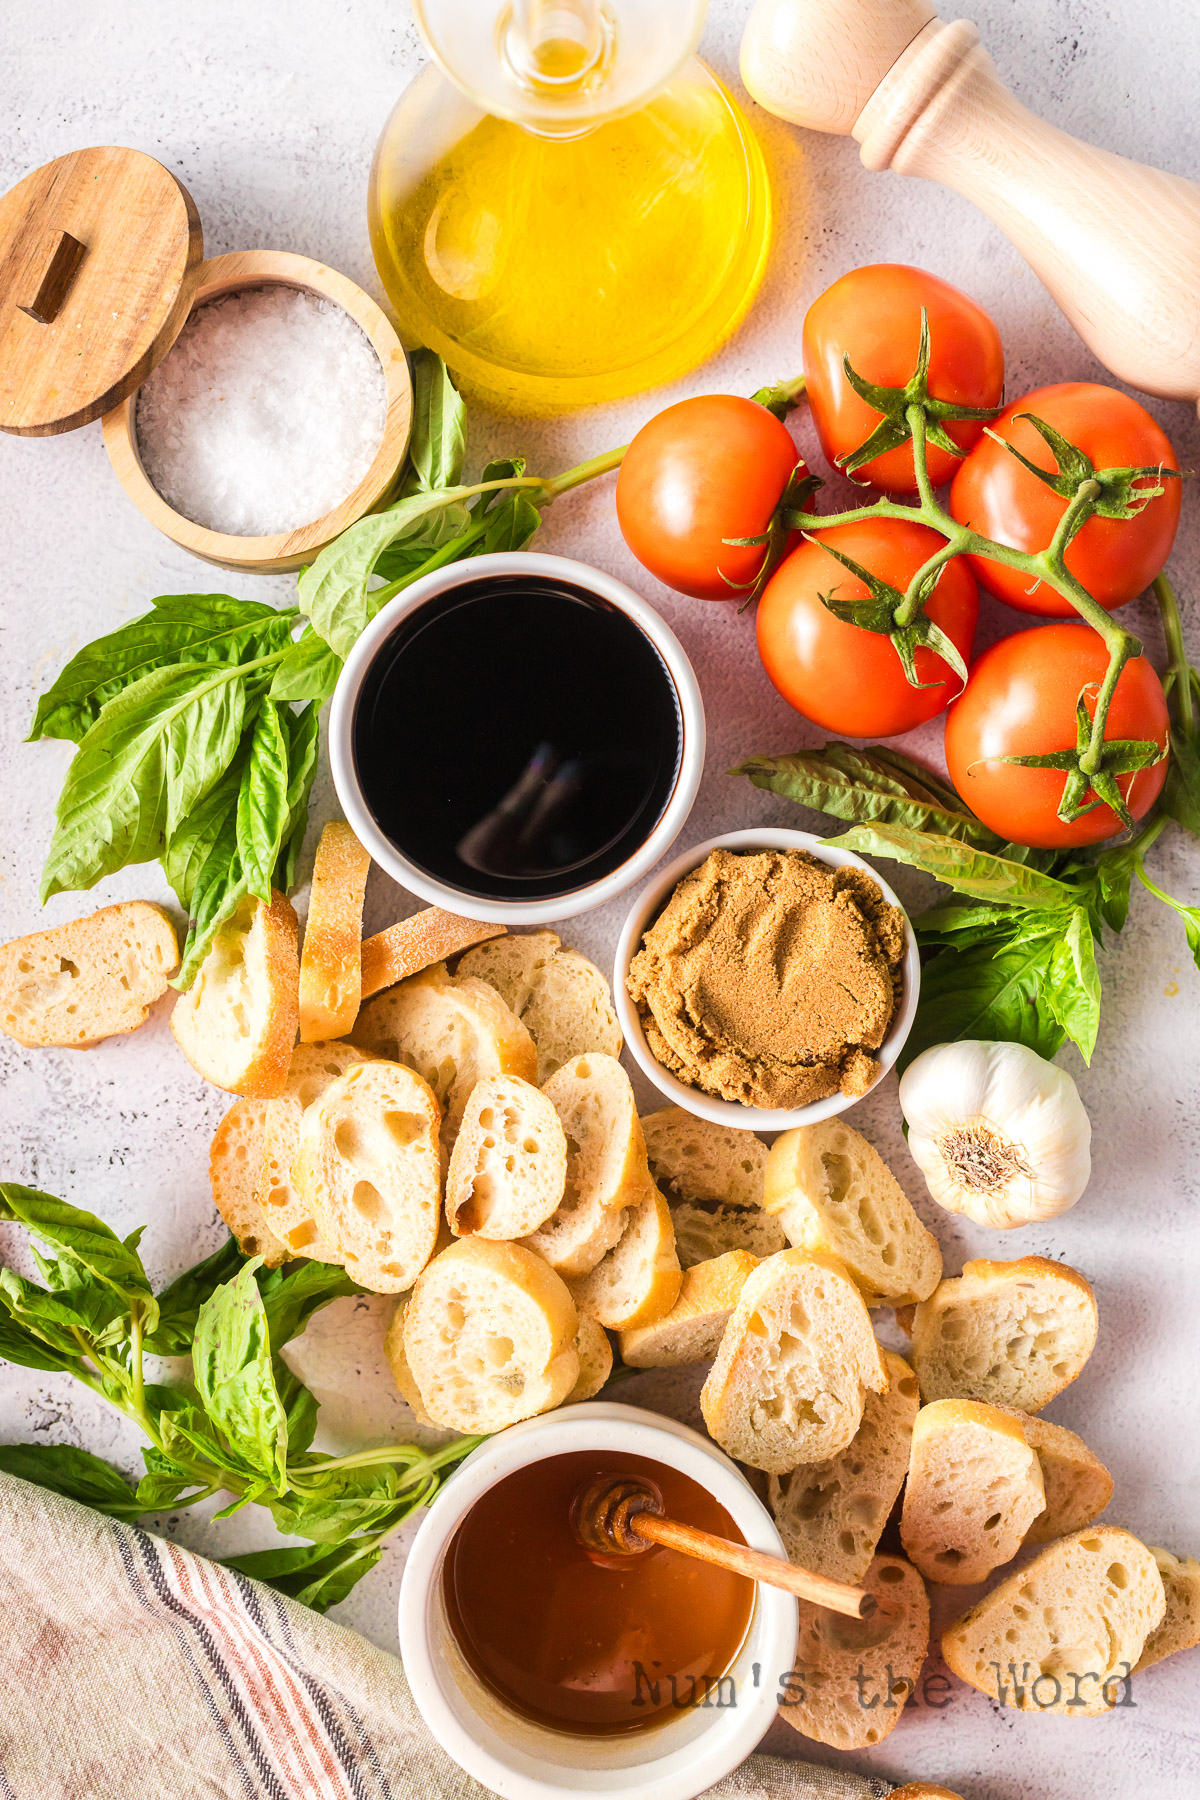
[[398, 1402, 798, 1798]]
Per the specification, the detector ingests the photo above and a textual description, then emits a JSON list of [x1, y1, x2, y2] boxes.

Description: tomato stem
[[538, 444, 629, 501], [1155, 572, 1194, 738]]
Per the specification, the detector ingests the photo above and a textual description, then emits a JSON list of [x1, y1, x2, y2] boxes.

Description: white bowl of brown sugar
[[614, 828, 921, 1132]]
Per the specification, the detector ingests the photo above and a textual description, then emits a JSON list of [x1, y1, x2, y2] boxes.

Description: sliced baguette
[[1020, 1413, 1113, 1545], [209, 1100, 290, 1267], [769, 1348, 919, 1585], [457, 930, 622, 1081], [1136, 1548, 1200, 1671], [765, 1120, 942, 1308], [942, 1526, 1165, 1715], [888, 1788, 968, 1799], [910, 1257, 1098, 1413], [566, 1312, 613, 1402], [171, 891, 299, 1097], [361, 910, 505, 1000], [384, 1301, 434, 1427], [403, 1237, 579, 1432], [444, 1075, 566, 1240], [779, 1553, 929, 1749], [901, 1399, 1045, 1586], [254, 1040, 374, 1260], [521, 1053, 647, 1276], [298, 822, 371, 1043], [701, 1249, 889, 1473], [292, 1059, 441, 1292], [351, 962, 536, 1153], [566, 1179, 681, 1332], [641, 1108, 784, 1270], [620, 1250, 759, 1368], [0, 901, 178, 1049]]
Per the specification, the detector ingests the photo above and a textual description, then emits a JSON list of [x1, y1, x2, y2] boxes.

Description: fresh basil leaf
[[144, 1235, 245, 1355], [1044, 906, 1102, 1062], [404, 349, 467, 493], [905, 923, 1069, 1068], [40, 660, 255, 901], [255, 1260, 363, 1351], [826, 823, 1079, 908], [164, 748, 249, 989], [0, 1185, 155, 1325], [157, 1401, 235, 1477], [269, 629, 343, 705], [269, 1465, 406, 1544], [1138, 863, 1200, 973], [735, 742, 1002, 843], [135, 1443, 211, 1511], [0, 1270, 110, 1357], [0, 1443, 144, 1520], [1163, 732, 1200, 839], [236, 700, 291, 904], [474, 492, 542, 556], [0, 1308, 77, 1371], [277, 1363, 319, 1460], [193, 1261, 289, 1494], [273, 702, 320, 895], [298, 485, 481, 660], [222, 1537, 383, 1612], [914, 903, 1015, 949], [28, 595, 292, 744]]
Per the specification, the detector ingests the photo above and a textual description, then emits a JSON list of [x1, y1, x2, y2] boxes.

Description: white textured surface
[[3, 2, 1200, 1796]]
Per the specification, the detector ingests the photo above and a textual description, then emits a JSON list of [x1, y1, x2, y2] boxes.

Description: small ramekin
[[614, 827, 921, 1133], [330, 552, 705, 927], [397, 1402, 797, 1800]]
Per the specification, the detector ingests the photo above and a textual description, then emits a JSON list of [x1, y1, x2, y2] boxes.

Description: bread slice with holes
[[351, 962, 536, 1153], [701, 1249, 889, 1473], [292, 1059, 441, 1292], [942, 1526, 1165, 1715], [444, 1074, 566, 1240], [1020, 1413, 1113, 1544], [457, 930, 622, 1082], [521, 1053, 648, 1276], [641, 1109, 784, 1269], [764, 1120, 942, 1308], [566, 1312, 613, 1402], [361, 910, 506, 1000], [384, 1301, 434, 1427], [403, 1237, 579, 1432], [779, 1553, 929, 1749], [900, 1399, 1045, 1586], [1136, 1548, 1200, 1672], [254, 1040, 375, 1260], [172, 891, 299, 1097], [619, 1249, 758, 1368], [209, 1100, 290, 1267], [0, 901, 178, 1049], [298, 822, 371, 1043], [566, 1179, 681, 1332], [910, 1257, 1098, 1413], [768, 1348, 919, 1585]]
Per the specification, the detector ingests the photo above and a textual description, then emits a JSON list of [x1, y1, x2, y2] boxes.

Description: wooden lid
[[0, 146, 203, 437]]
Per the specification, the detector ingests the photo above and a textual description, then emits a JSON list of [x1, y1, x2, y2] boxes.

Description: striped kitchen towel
[[0, 1473, 889, 1800]]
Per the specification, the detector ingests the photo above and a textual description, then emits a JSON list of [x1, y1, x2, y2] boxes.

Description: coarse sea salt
[[136, 285, 387, 537]]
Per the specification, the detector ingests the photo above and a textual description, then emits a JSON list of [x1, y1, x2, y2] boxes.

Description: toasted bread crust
[[361, 911, 506, 1000], [567, 1180, 681, 1332], [620, 1249, 759, 1368], [171, 891, 299, 1097], [910, 1256, 1098, 1413], [0, 901, 178, 1048], [209, 1099, 290, 1267], [298, 823, 371, 1042], [779, 1553, 929, 1750]]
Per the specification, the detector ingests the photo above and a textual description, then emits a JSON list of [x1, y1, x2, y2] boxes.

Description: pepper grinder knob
[[741, 0, 1200, 416]]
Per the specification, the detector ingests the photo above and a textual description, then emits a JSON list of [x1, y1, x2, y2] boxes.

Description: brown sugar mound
[[626, 847, 904, 1109]]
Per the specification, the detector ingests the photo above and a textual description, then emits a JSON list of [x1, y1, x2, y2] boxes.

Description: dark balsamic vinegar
[[352, 574, 683, 901]]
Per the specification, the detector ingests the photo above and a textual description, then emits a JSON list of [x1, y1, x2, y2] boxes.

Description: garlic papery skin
[[898, 1040, 1091, 1229]]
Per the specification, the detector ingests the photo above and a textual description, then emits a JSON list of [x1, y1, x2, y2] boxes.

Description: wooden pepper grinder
[[740, 0, 1200, 414]]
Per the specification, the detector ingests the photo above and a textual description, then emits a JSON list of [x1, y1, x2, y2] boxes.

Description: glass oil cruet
[[369, 0, 773, 413]]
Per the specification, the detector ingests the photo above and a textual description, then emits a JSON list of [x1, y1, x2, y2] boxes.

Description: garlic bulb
[[898, 1040, 1091, 1229]]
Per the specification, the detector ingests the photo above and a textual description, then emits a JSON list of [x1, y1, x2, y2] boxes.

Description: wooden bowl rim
[[101, 248, 412, 573]]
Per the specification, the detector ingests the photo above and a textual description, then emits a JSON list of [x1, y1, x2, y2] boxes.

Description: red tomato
[[616, 395, 804, 600], [756, 520, 978, 738], [949, 382, 1181, 615], [802, 265, 1004, 493], [944, 622, 1169, 848]]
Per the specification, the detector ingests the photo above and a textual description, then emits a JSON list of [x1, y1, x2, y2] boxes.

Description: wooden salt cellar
[[740, 0, 1200, 413], [0, 147, 412, 573]]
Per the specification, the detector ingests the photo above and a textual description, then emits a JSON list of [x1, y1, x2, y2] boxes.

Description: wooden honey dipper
[[572, 1473, 876, 1619], [740, 0, 1200, 414]]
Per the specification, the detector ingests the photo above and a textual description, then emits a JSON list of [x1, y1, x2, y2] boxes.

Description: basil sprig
[[0, 1182, 479, 1610], [28, 354, 542, 986]]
